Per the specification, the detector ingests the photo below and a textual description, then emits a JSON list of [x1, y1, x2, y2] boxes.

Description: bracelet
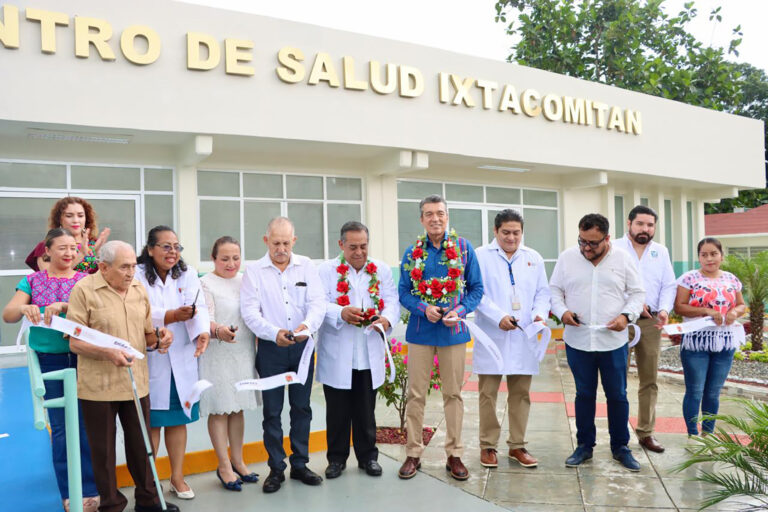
[[214, 325, 220, 340]]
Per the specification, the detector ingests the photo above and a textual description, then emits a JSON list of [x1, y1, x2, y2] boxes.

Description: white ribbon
[[662, 317, 717, 336], [17, 316, 145, 360], [521, 320, 552, 362], [445, 318, 504, 373], [363, 322, 396, 384], [236, 334, 316, 391], [578, 322, 641, 348], [181, 379, 212, 419]]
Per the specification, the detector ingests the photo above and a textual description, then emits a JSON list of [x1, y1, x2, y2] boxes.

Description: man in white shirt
[[549, 213, 645, 471], [614, 205, 677, 453], [316, 221, 400, 479], [474, 210, 551, 469], [240, 217, 326, 493]]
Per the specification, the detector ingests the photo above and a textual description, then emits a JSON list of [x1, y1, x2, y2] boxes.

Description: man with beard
[[550, 213, 645, 471], [614, 205, 676, 453]]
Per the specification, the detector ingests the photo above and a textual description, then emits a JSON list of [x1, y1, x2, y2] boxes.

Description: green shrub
[[734, 351, 745, 361]]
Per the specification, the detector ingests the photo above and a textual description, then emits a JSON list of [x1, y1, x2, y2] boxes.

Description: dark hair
[[419, 194, 448, 216], [578, 213, 610, 235], [44, 227, 75, 249], [211, 236, 240, 259], [697, 237, 723, 255], [48, 196, 99, 238], [494, 209, 524, 230], [628, 205, 658, 222], [340, 221, 369, 242], [137, 225, 187, 285]]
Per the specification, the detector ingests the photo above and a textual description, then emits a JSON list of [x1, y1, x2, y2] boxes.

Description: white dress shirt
[[549, 245, 645, 352], [474, 241, 551, 375], [135, 264, 209, 410], [316, 256, 400, 389], [240, 253, 326, 342], [614, 236, 677, 313]]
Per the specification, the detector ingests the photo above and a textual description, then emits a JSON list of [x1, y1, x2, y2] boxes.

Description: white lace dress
[[199, 272, 259, 415]]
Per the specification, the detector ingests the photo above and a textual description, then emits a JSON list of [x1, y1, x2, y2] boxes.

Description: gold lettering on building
[[625, 109, 642, 135], [498, 85, 521, 114], [398, 65, 423, 98], [592, 101, 609, 128], [607, 106, 625, 132], [74, 16, 116, 61], [0, 4, 19, 49], [224, 38, 254, 76], [476, 79, 497, 110], [26, 8, 68, 54], [342, 56, 368, 91], [563, 96, 587, 125], [187, 32, 220, 71], [120, 25, 160, 65], [276, 46, 305, 83], [308, 52, 340, 87], [521, 89, 541, 117], [542, 93, 563, 121], [370, 61, 397, 95]]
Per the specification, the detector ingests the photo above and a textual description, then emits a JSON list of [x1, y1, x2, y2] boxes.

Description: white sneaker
[[685, 435, 704, 454], [170, 481, 195, 499]]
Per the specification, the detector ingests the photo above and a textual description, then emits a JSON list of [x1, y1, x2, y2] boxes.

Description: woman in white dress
[[200, 236, 259, 491], [136, 226, 210, 500]]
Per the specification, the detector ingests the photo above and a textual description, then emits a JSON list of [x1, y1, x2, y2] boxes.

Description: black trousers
[[255, 339, 314, 471], [323, 369, 378, 465]]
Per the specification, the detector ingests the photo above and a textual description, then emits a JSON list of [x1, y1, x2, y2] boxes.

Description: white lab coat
[[136, 264, 209, 410], [316, 257, 400, 389], [474, 241, 551, 375]]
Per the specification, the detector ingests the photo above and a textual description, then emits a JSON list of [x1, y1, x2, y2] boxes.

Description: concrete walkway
[[115, 339, 761, 512]]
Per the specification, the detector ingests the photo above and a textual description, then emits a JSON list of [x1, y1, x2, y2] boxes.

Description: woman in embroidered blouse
[[674, 237, 746, 439], [199, 236, 259, 491], [26, 196, 111, 274], [3, 228, 100, 512]]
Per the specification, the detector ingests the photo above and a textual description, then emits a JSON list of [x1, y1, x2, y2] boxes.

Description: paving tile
[[484, 472, 583, 506], [586, 507, 676, 512], [579, 474, 675, 508]]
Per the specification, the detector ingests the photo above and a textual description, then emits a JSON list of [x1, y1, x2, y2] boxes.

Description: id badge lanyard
[[505, 258, 521, 311]]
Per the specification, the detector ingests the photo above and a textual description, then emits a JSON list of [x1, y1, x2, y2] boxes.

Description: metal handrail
[[24, 329, 84, 512]]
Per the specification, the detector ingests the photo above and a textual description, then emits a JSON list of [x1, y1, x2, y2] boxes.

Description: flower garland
[[404, 229, 465, 305], [336, 254, 384, 327]]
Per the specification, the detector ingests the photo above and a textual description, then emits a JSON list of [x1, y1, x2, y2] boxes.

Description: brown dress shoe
[[509, 448, 538, 468], [446, 456, 469, 480], [398, 456, 421, 479], [480, 448, 498, 468], [639, 436, 665, 453]]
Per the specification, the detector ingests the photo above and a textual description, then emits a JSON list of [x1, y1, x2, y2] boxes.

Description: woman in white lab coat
[[136, 226, 210, 500]]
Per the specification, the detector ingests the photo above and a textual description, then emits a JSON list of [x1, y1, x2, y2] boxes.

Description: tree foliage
[[495, 0, 768, 205]]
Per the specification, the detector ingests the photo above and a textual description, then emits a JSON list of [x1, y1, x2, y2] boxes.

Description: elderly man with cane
[[68, 241, 179, 512]]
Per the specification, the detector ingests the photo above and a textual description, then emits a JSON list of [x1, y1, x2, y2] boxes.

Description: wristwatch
[[621, 312, 638, 323]]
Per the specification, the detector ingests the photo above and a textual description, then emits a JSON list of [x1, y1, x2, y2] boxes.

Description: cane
[[127, 365, 168, 511]]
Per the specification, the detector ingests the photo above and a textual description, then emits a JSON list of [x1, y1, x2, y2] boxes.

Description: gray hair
[[265, 216, 295, 237], [98, 240, 134, 264], [419, 195, 448, 217], [340, 221, 369, 243]]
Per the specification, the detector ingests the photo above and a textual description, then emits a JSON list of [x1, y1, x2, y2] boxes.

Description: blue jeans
[[566, 344, 630, 453], [255, 339, 315, 472], [680, 348, 735, 435], [37, 352, 99, 500]]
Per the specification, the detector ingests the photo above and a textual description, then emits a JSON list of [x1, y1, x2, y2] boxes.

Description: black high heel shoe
[[232, 462, 260, 483], [216, 469, 243, 491]]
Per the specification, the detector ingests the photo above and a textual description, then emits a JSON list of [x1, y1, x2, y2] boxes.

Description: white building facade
[[0, 0, 764, 350]]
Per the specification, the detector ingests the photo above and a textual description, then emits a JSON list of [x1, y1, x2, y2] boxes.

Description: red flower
[[378, 299, 385, 310], [447, 267, 461, 279], [445, 247, 458, 260], [336, 263, 349, 274], [445, 279, 457, 292], [431, 278, 440, 288], [431, 288, 443, 300], [410, 268, 423, 281], [418, 281, 428, 295], [411, 247, 423, 259], [336, 281, 349, 293], [337, 295, 350, 306], [430, 280, 444, 299], [365, 262, 377, 274], [365, 308, 376, 318]]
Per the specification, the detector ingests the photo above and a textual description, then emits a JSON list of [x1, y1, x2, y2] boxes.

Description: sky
[[179, 0, 768, 73]]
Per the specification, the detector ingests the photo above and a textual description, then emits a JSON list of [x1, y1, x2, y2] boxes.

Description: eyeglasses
[[155, 244, 184, 253], [577, 236, 606, 249]]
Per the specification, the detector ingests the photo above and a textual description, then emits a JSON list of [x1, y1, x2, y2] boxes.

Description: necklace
[[404, 229, 465, 305], [336, 255, 384, 326]]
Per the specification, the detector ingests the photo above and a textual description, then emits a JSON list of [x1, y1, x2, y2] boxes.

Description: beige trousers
[[405, 342, 467, 458], [629, 317, 661, 439], [478, 374, 533, 450]]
